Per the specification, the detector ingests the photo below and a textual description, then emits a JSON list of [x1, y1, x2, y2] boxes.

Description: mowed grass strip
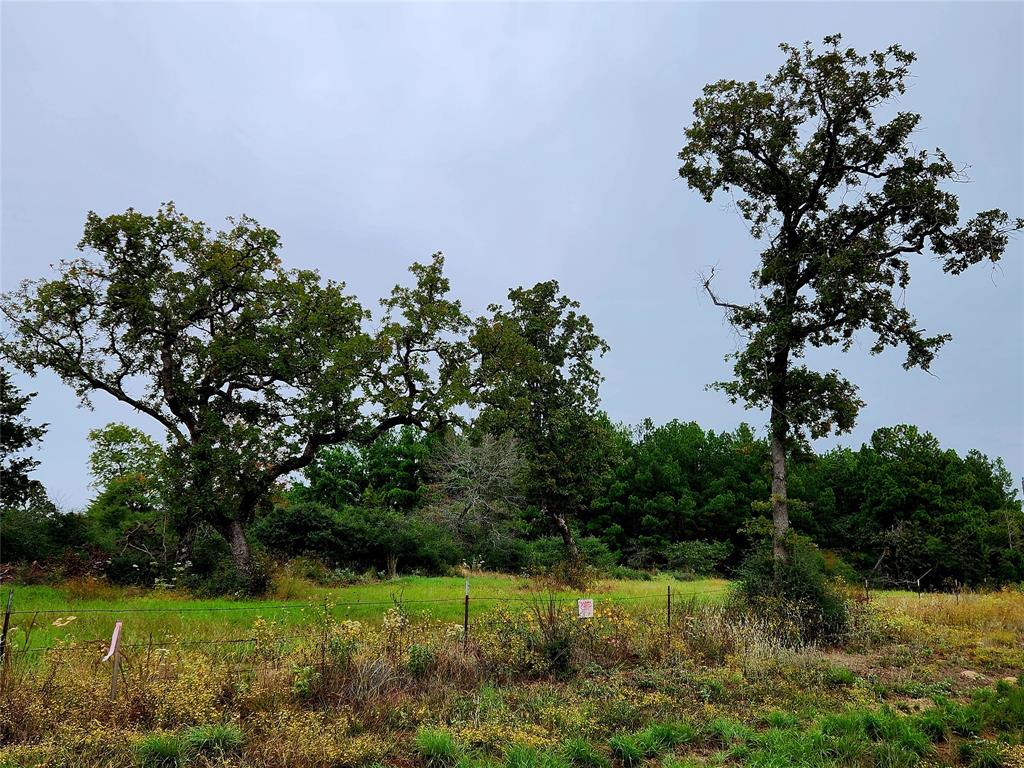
[[3, 574, 729, 651]]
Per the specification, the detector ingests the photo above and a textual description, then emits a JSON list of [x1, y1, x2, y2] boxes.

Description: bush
[[731, 525, 850, 644], [408, 643, 436, 680], [665, 539, 732, 576], [252, 502, 344, 562], [606, 566, 651, 581]]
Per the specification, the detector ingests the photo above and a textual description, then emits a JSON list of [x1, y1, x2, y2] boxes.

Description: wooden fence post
[[463, 576, 470, 652], [0, 589, 13, 689], [104, 620, 123, 700], [0, 590, 13, 665]]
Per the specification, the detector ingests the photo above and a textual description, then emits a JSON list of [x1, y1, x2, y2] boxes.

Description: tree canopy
[[471, 281, 613, 560], [0, 204, 471, 585], [0, 368, 48, 507], [677, 34, 1022, 560]]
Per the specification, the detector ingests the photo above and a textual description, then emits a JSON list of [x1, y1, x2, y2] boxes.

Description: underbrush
[[1, 584, 1022, 768]]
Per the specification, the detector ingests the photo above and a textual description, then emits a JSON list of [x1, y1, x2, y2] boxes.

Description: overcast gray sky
[[2, 1, 1022, 509]]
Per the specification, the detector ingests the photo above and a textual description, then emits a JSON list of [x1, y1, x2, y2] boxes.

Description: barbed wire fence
[[0, 574, 1002, 702], [0, 581, 735, 695]]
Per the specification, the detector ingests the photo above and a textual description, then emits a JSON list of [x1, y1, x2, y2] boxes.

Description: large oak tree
[[0, 204, 470, 583], [677, 35, 1021, 560]]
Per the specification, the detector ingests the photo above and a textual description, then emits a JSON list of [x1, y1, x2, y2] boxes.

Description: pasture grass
[[1, 573, 728, 651], [1, 575, 1022, 768]]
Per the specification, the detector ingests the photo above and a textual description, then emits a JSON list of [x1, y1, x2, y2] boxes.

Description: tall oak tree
[[677, 35, 1021, 560]]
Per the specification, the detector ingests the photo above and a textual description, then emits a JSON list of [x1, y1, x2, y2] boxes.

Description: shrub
[[252, 502, 344, 563], [291, 665, 322, 700], [135, 732, 183, 768], [606, 566, 651, 581], [528, 596, 576, 677], [408, 644, 436, 681], [731, 525, 850, 644], [665, 539, 732, 576]]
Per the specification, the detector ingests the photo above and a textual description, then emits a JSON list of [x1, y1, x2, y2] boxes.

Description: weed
[[822, 664, 857, 687], [560, 738, 609, 768], [181, 722, 244, 757], [135, 732, 183, 768], [607, 735, 643, 767], [416, 728, 462, 768], [505, 746, 569, 768]]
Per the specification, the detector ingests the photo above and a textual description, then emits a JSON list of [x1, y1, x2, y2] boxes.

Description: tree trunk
[[226, 518, 253, 580], [552, 512, 579, 561], [386, 552, 398, 580], [769, 427, 789, 561], [769, 348, 790, 563]]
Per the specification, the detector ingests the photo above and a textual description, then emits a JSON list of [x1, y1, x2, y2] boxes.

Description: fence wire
[[1, 584, 731, 657]]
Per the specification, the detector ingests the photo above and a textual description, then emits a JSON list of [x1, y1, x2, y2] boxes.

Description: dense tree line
[[2, 364, 1020, 587]]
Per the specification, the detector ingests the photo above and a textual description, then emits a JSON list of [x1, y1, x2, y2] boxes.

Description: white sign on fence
[[577, 598, 594, 619]]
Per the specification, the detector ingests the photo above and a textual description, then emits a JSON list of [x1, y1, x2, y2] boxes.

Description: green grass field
[[3, 576, 1023, 767], [3, 574, 729, 652]]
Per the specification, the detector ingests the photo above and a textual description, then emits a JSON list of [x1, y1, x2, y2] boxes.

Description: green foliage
[[700, 718, 753, 748], [135, 733, 183, 768], [504, 746, 569, 768], [415, 728, 462, 768], [560, 738, 608, 768], [472, 281, 612, 559], [606, 734, 643, 768], [634, 722, 695, 755], [180, 723, 243, 758], [792, 425, 1024, 586], [733, 524, 850, 643], [587, 420, 766, 567], [291, 664, 322, 700], [407, 643, 436, 680], [0, 496, 83, 565], [665, 540, 733, 577], [87, 423, 163, 493], [0, 368, 47, 507], [0, 205, 471, 586]]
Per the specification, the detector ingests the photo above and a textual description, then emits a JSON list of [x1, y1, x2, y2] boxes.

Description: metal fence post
[[666, 584, 672, 629]]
